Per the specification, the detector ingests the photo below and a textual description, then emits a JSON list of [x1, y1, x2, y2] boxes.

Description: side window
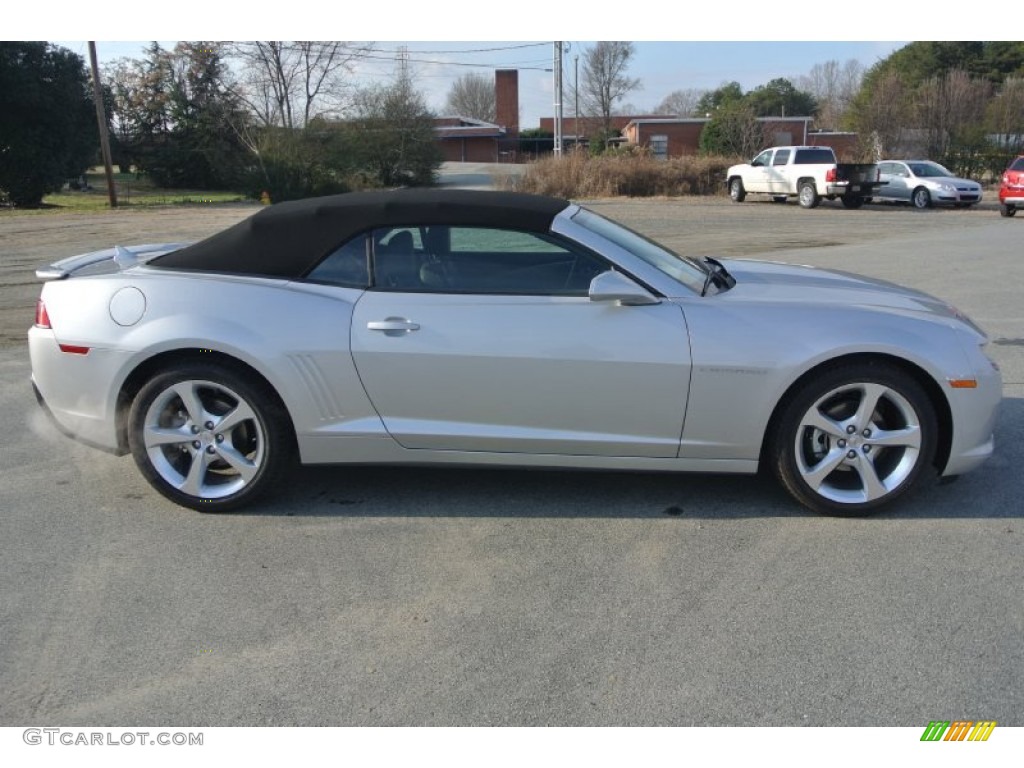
[[772, 149, 790, 166], [373, 227, 425, 291], [371, 225, 608, 295], [752, 150, 772, 167], [305, 235, 369, 288]]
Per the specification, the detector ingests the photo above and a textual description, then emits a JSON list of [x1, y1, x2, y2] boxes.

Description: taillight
[[35, 300, 51, 329], [825, 168, 836, 182]]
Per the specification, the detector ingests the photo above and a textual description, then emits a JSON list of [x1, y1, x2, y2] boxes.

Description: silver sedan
[[28, 189, 1002, 515], [875, 160, 983, 208]]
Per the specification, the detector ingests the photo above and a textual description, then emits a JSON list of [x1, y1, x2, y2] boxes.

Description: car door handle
[[367, 318, 420, 335]]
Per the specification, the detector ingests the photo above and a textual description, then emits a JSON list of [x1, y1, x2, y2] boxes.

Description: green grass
[[9, 172, 250, 214]]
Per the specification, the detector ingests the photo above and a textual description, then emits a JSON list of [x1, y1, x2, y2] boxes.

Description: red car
[[999, 155, 1024, 217]]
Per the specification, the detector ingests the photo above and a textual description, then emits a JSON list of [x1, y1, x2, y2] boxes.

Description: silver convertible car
[[29, 190, 1001, 515]]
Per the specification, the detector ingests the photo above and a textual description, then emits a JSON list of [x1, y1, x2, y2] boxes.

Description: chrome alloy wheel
[[142, 379, 265, 499], [794, 382, 922, 505]]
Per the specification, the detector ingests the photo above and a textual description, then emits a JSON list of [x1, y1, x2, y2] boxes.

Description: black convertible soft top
[[150, 188, 572, 279]]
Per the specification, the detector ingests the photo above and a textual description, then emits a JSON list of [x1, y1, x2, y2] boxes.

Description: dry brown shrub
[[513, 151, 739, 198]]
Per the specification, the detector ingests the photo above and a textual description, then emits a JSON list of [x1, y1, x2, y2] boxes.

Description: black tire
[[862, 197, 873, 204], [798, 181, 821, 209], [769, 362, 938, 516], [1000, 203, 1016, 218], [729, 177, 746, 203], [840, 194, 864, 209], [912, 187, 933, 209], [772, 195, 788, 204], [127, 362, 295, 511]]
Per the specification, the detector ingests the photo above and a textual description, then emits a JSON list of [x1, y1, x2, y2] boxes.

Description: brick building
[[435, 69, 861, 162], [621, 117, 860, 159], [434, 69, 520, 163]]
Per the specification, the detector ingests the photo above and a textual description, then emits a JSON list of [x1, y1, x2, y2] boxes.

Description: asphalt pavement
[[0, 197, 1021, 726]]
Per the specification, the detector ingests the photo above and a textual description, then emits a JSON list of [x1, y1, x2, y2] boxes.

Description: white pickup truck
[[726, 146, 884, 209]]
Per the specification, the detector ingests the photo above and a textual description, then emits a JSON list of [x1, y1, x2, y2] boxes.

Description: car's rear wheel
[[798, 181, 820, 209], [840, 194, 864, 209], [912, 187, 933, 209], [1000, 203, 1016, 217], [128, 363, 294, 511], [771, 362, 938, 515], [729, 178, 746, 203]]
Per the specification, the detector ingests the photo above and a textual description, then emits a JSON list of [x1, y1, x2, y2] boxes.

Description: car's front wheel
[[729, 177, 746, 203], [771, 362, 938, 515], [127, 362, 294, 511], [912, 187, 933, 209]]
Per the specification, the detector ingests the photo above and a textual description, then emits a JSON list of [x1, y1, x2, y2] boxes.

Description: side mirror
[[588, 270, 660, 306]]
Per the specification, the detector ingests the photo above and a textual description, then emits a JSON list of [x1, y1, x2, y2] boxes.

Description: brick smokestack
[[495, 69, 519, 137]]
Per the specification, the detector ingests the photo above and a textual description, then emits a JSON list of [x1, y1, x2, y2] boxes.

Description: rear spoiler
[[35, 243, 190, 281]]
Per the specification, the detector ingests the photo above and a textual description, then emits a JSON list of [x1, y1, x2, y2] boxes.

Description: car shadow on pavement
[[238, 396, 1023, 522]]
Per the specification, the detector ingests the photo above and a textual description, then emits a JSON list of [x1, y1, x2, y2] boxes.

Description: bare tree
[[580, 41, 641, 133], [853, 70, 911, 159], [916, 69, 991, 158], [352, 68, 441, 187], [229, 41, 373, 129], [655, 88, 706, 117], [987, 76, 1024, 153], [443, 72, 496, 122], [798, 59, 863, 129]]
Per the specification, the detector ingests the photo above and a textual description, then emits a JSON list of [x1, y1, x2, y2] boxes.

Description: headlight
[[938, 183, 955, 193]]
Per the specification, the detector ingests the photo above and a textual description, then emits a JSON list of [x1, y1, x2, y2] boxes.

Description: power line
[[372, 43, 548, 55], [352, 51, 552, 71]]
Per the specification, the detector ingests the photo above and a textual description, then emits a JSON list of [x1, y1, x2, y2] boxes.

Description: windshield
[[908, 162, 953, 178], [571, 207, 708, 292]]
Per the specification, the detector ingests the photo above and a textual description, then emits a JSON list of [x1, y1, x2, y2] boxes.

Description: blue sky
[[35, 2, 978, 128], [55, 40, 906, 129]]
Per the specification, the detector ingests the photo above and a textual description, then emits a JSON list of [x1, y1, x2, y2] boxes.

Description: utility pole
[[574, 55, 579, 148], [88, 42, 118, 208], [397, 45, 409, 81], [553, 42, 563, 157]]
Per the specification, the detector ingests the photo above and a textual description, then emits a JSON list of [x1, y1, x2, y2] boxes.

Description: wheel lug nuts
[[862, 429, 871, 437], [863, 445, 871, 454], [847, 450, 857, 459], [206, 445, 216, 454], [192, 440, 201, 449], [838, 439, 847, 448], [846, 425, 856, 434], [191, 425, 200, 434], [216, 434, 224, 443], [204, 421, 214, 430]]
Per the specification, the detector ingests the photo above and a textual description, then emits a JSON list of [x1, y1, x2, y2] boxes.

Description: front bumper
[[934, 189, 982, 205], [942, 345, 1002, 476]]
